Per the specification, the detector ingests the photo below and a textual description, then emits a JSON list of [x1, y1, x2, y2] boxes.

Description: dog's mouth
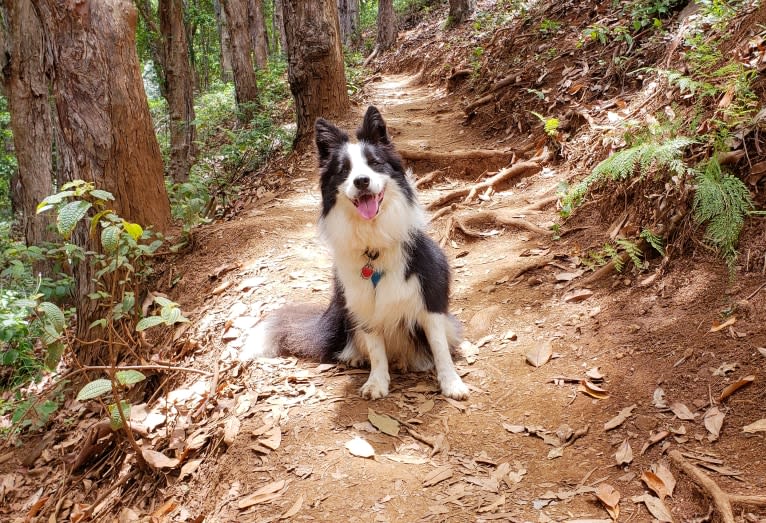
[[352, 190, 385, 220]]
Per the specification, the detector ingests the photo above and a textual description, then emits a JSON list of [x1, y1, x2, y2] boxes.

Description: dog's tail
[[240, 302, 348, 362]]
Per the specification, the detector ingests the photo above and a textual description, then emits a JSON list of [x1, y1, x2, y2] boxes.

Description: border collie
[[246, 106, 469, 400]]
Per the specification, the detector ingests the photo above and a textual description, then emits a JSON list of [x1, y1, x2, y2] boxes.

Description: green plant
[[640, 227, 665, 256], [693, 157, 754, 270], [530, 111, 559, 137], [538, 19, 561, 34], [561, 136, 695, 216]]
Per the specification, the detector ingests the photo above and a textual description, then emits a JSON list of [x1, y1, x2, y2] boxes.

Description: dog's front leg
[[357, 331, 390, 399], [419, 313, 469, 400]]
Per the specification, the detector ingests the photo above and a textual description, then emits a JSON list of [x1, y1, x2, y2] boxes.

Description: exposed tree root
[[362, 45, 379, 67], [399, 148, 515, 163], [575, 252, 630, 288], [669, 450, 766, 523], [415, 169, 443, 188], [426, 161, 540, 211], [523, 193, 559, 211], [455, 210, 550, 237], [464, 73, 517, 114], [508, 255, 556, 281]]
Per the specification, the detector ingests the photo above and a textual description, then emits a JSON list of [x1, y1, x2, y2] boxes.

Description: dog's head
[[315, 106, 413, 220]]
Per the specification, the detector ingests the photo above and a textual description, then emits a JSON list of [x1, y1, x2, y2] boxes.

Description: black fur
[[403, 231, 451, 313]]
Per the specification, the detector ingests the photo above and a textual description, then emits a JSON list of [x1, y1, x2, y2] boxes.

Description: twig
[[669, 449, 766, 523], [78, 364, 213, 377], [84, 467, 139, 519], [745, 281, 766, 300]]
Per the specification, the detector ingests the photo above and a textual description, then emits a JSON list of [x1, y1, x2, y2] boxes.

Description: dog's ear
[[357, 106, 390, 145], [315, 118, 348, 165]]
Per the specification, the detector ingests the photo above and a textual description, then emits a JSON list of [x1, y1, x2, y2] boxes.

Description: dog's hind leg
[[355, 331, 390, 400], [419, 312, 469, 400]]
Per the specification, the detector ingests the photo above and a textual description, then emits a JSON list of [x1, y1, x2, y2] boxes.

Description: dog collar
[[361, 248, 384, 288]]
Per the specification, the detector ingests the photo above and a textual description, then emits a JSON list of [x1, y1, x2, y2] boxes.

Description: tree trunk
[[159, 0, 196, 183], [376, 0, 396, 52], [448, 0, 474, 26], [282, 0, 349, 146], [248, 0, 268, 69], [213, 0, 234, 82], [273, 0, 287, 55], [0, 0, 54, 249], [221, 0, 259, 122], [337, 0, 359, 46], [32, 0, 172, 355]]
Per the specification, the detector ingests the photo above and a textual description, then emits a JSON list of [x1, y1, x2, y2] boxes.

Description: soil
[[3, 3, 766, 522], [147, 75, 766, 521]]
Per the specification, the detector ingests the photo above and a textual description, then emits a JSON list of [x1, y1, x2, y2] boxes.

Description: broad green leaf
[[89, 208, 115, 237], [89, 189, 115, 201], [56, 200, 92, 239], [89, 318, 107, 330], [37, 301, 65, 332], [101, 224, 121, 252], [44, 341, 65, 370], [60, 180, 88, 191], [153, 296, 174, 308], [77, 378, 113, 401], [115, 369, 146, 386], [136, 315, 166, 332], [122, 221, 143, 241], [108, 401, 130, 430], [41, 322, 61, 346], [37, 190, 75, 212]]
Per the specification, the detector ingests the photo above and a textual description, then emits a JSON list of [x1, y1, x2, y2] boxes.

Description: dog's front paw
[[440, 376, 469, 400], [360, 375, 390, 400]]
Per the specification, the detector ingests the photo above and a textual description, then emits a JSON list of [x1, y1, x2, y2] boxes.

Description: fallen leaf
[[459, 340, 479, 364], [653, 387, 667, 408], [719, 375, 755, 401], [703, 406, 725, 441], [586, 367, 604, 381], [651, 463, 676, 497], [178, 459, 203, 482], [594, 483, 620, 520], [640, 430, 670, 455], [259, 426, 282, 451], [758, 347, 766, 358], [367, 409, 400, 436], [578, 380, 609, 400], [381, 454, 428, 465], [641, 471, 670, 500], [711, 362, 738, 376], [743, 419, 766, 433], [141, 449, 179, 469], [279, 495, 304, 520], [615, 440, 633, 465], [562, 288, 593, 303], [423, 465, 453, 487], [477, 493, 506, 513], [710, 316, 736, 332], [555, 270, 583, 281], [417, 399, 435, 416], [631, 494, 673, 522], [238, 480, 287, 509], [526, 342, 552, 367], [224, 417, 241, 446], [669, 402, 696, 420], [547, 447, 564, 459], [502, 423, 526, 434], [345, 437, 375, 458], [604, 404, 637, 431]]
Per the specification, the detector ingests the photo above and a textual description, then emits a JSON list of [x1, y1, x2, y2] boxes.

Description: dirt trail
[[151, 74, 766, 521]]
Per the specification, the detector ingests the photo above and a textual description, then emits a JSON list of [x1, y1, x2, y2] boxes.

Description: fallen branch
[[399, 148, 515, 163], [669, 450, 766, 523], [362, 45, 379, 67], [426, 161, 540, 210]]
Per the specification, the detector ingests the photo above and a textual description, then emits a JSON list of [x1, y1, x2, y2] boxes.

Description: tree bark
[[221, 0, 259, 122], [376, 0, 396, 52], [32, 0, 172, 354], [282, 0, 349, 146], [159, 0, 196, 182], [273, 0, 288, 55], [0, 0, 54, 249], [248, 0, 268, 69], [448, 0, 475, 26], [213, 0, 234, 82], [337, 0, 360, 46]]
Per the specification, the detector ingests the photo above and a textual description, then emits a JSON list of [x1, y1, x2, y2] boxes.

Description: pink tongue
[[356, 195, 379, 219]]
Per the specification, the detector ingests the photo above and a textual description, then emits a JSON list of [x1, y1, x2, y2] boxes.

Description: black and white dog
[[247, 106, 468, 400]]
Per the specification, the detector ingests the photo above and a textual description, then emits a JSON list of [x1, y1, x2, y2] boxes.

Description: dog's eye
[[368, 159, 385, 168]]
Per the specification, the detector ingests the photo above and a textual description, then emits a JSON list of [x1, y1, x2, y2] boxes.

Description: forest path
[[127, 72, 766, 521]]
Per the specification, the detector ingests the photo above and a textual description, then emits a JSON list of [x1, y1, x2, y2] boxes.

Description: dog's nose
[[353, 176, 370, 189]]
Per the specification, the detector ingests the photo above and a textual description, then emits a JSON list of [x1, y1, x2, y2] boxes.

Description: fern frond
[[562, 136, 695, 212], [640, 228, 665, 256], [693, 158, 753, 270], [616, 238, 644, 270]]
